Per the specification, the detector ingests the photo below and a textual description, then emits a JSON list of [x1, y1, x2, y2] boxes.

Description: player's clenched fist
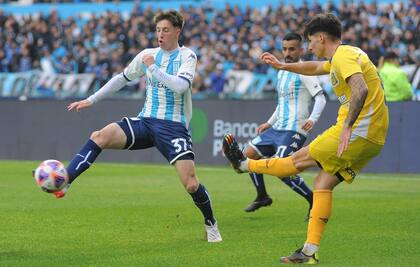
[[143, 54, 155, 67]]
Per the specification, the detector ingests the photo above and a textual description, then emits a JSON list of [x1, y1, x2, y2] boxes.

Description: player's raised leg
[[224, 134, 317, 177], [247, 146, 316, 177], [55, 123, 127, 198], [67, 122, 126, 182], [174, 159, 222, 243]]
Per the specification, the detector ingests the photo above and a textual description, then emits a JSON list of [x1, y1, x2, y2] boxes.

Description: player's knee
[[90, 130, 107, 148], [292, 146, 316, 170], [90, 130, 100, 142], [184, 177, 199, 193], [244, 146, 259, 159]]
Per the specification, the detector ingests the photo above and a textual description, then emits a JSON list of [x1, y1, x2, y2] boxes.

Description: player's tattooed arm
[[337, 73, 368, 157], [345, 73, 368, 127]]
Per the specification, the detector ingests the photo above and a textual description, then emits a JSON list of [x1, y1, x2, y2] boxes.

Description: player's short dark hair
[[154, 10, 184, 30], [304, 13, 341, 40], [283, 32, 302, 43], [384, 51, 399, 60]]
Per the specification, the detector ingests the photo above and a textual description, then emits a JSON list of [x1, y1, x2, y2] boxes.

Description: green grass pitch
[[1, 160, 419, 266]]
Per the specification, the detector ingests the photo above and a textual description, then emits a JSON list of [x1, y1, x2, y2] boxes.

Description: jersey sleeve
[[300, 74, 323, 97], [323, 61, 331, 72], [177, 51, 197, 87], [123, 50, 147, 81], [333, 48, 363, 81]]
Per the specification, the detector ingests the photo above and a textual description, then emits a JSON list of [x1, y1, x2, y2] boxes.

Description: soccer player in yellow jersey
[[223, 13, 389, 264]]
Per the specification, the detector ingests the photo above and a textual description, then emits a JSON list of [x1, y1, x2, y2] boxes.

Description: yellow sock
[[306, 189, 332, 245], [247, 156, 299, 177]]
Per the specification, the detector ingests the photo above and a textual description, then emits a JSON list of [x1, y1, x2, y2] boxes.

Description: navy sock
[[67, 139, 102, 184], [281, 176, 313, 208], [249, 173, 268, 199], [189, 184, 216, 225]]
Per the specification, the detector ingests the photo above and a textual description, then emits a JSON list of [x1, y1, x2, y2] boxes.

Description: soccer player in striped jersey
[[243, 33, 326, 218], [52, 10, 222, 242]]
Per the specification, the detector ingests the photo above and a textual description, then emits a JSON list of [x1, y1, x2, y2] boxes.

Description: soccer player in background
[[242, 32, 326, 217], [52, 10, 222, 242], [223, 13, 388, 263]]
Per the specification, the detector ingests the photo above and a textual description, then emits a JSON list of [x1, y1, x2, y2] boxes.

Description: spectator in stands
[[0, 49, 9, 72], [17, 46, 33, 72], [192, 75, 206, 94], [40, 49, 56, 74], [209, 64, 225, 94], [379, 51, 414, 102], [56, 56, 75, 74]]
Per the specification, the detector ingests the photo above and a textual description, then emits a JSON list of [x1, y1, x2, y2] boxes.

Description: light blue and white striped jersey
[[123, 46, 197, 127], [272, 70, 323, 136]]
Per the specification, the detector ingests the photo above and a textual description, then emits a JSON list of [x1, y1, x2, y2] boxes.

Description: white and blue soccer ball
[[34, 159, 68, 193]]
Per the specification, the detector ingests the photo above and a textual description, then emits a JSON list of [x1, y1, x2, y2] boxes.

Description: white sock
[[240, 158, 249, 172], [302, 243, 319, 256]]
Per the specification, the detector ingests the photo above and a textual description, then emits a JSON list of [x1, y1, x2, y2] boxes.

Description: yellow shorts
[[309, 126, 383, 183]]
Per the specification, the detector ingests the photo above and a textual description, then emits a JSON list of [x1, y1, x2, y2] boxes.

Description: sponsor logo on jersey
[[278, 89, 296, 98], [147, 78, 169, 89], [330, 70, 339, 87]]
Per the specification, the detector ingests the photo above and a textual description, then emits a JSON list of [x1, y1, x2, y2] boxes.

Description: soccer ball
[[34, 159, 68, 193]]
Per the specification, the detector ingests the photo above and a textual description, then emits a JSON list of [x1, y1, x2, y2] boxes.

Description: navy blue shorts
[[116, 117, 194, 164], [249, 128, 306, 158]]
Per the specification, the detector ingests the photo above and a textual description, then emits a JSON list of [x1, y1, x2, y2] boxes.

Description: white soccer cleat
[[205, 221, 222, 243]]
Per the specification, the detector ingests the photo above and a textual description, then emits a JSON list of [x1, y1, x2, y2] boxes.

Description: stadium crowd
[[0, 0, 418, 94]]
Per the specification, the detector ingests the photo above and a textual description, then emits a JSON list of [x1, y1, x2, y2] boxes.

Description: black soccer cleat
[[222, 133, 246, 173], [244, 196, 273, 212], [280, 247, 319, 264]]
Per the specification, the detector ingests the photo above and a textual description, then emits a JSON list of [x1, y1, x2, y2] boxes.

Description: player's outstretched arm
[[67, 72, 128, 112], [260, 52, 328, 76]]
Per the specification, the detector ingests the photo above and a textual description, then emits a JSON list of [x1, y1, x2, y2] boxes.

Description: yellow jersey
[[323, 45, 389, 145]]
